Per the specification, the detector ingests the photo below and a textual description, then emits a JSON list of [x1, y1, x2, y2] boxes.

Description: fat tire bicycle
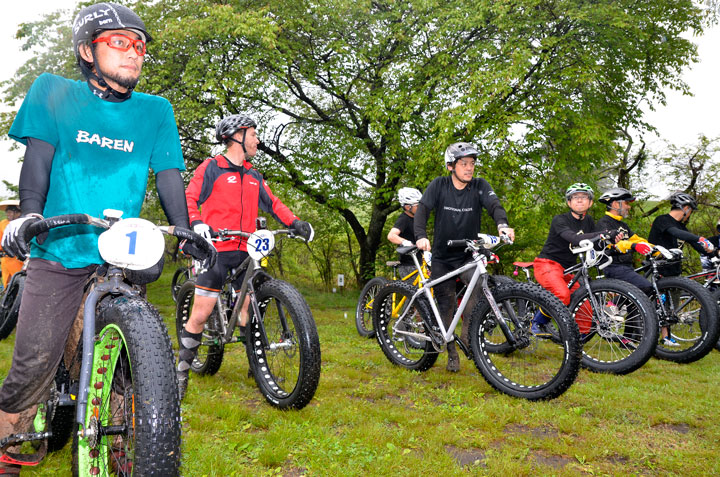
[[514, 237, 659, 375], [636, 246, 719, 363], [0, 211, 214, 476], [686, 255, 720, 351], [372, 235, 582, 401], [170, 257, 194, 303], [175, 218, 321, 410], [355, 253, 432, 338]]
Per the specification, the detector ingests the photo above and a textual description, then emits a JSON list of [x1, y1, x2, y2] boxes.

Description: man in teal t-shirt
[[0, 4, 204, 467]]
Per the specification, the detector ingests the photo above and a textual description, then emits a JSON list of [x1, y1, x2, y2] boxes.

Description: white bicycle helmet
[[598, 187, 635, 205], [397, 187, 422, 206]]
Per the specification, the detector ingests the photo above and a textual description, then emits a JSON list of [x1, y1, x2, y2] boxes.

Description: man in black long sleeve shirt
[[648, 192, 715, 277], [534, 183, 607, 334], [414, 142, 514, 372]]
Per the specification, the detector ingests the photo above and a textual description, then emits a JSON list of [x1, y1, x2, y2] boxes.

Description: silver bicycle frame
[[394, 250, 488, 344]]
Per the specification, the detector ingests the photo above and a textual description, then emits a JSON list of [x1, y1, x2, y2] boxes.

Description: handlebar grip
[[172, 227, 214, 258], [22, 214, 92, 245], [447, 240, 467, 248]]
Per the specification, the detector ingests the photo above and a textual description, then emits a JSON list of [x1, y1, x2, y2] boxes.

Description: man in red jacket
[[177, 114, 313, 400]]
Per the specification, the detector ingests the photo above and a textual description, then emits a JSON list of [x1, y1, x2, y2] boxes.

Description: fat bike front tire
[[653, 276, 719, 363], [0, 272, 24, 340], [469, 282, 581, 401], [355, 277, 389, 338], [175, 280, 225, 375], [245, 279, 321, 410], [171, 267, 190, 303], [72, 296, 180, 476], [372, 280, 439, 372], [569, 279, 658, 375]]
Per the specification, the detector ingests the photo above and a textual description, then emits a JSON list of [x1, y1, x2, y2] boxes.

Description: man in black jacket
[[594, 188, 653, 292]]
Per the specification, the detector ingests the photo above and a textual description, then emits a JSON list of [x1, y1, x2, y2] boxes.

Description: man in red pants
[[533, 183, 616, 335]]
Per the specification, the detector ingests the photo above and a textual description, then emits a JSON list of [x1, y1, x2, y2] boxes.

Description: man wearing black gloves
[[0, 4, 211, 471], [414, 142, 514, 372], [649, 192, 715, 277], [178, 114, 313, 399], [594, 188, 654, 293]]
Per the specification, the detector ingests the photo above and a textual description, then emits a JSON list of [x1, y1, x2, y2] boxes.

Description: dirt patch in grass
[[445, 444, 486, 468], [504, 423, 560, 439], [282, 464, 307, 476], [652, 422, 691, 434], [606, 454, 630, 465], [530, 450, 574, 469]]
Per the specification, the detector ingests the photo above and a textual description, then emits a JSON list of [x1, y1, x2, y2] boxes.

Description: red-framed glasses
[[92, 34, 146, 56]]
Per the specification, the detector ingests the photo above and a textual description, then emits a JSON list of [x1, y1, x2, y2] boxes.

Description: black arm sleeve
[[413, 202, 430, 241], [156, 168, 190, 229], [19, 137, 55, 215], [485, 196, 509, 228], [665, 225, 705, 253]]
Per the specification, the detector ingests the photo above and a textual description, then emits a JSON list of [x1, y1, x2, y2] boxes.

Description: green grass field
[[2, 264, 720, 476]]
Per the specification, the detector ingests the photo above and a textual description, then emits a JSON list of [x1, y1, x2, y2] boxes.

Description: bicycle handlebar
[[21, 213, 214, 266], [213, 228, 301, 240], [447, 233, 513, 250]]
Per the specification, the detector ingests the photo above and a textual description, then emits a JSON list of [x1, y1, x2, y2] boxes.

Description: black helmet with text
[[72, 2, 151, 99]]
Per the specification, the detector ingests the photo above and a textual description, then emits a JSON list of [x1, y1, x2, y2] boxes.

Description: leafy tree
[[1, 0, 709, 283], [141, 0, 705, 282]]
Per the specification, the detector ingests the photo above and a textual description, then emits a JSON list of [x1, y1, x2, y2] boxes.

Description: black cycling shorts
[[194, 250, 249, 298]]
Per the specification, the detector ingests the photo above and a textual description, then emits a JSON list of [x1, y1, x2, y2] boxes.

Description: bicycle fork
[[76, 271, 136, 441]]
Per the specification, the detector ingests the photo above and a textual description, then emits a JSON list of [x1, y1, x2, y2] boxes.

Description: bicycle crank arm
[[0, 431, 51, 450]]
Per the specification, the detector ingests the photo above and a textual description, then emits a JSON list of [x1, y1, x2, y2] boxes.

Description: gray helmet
[[397, 187, 422, 206], [444, 142, 479, 165], [669, 192, 697, 210], [598, 187, 635, 205], [72, 3, 152, 62], [216, 114, 257, 143], [565, 182, 594, 201]]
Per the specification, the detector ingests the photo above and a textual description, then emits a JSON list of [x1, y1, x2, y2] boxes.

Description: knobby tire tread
[[246, 279, 321, 410], [372, 280, 439, 372], [355, 277, 389, 338], [72, 296, 180, 476]]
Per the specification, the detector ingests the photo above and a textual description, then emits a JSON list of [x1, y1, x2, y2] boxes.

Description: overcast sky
[[1, 2, 718, 198]]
